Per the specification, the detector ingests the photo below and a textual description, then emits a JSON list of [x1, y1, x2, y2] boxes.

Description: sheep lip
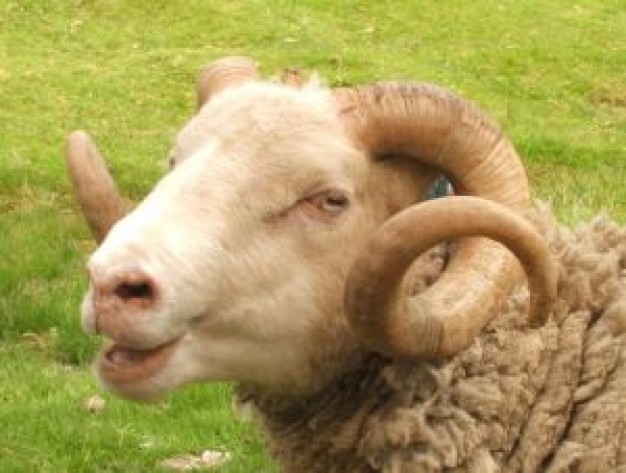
[[98, 338, 179, 385]]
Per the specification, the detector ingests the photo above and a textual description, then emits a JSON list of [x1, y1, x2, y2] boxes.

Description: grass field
[[0, 1, 624, 472]]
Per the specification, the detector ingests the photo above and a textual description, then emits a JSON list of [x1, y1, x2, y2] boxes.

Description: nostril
[[89, 261, 159, 308], [107, 268, 158, 306], [115, 281, 154, 301]]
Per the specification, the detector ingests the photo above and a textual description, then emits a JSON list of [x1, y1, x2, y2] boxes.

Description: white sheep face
[[82, 81, 435, 399], [81, 82, 406, 399]]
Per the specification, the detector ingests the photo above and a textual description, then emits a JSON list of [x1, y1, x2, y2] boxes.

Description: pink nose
[[90, 266, 158, 310]]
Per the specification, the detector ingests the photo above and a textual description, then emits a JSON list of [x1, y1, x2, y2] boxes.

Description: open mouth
[[98, 337, 179, 385]]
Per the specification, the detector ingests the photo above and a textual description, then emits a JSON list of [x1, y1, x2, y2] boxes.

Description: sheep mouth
[[98, 338, 179, 385]]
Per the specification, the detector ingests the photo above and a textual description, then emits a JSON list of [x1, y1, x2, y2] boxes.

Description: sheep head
[[67, 57, 556, 399]]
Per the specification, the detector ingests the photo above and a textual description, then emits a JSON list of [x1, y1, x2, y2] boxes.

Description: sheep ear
[[65, 131, 127, 243], [197, 56, 259, 109]]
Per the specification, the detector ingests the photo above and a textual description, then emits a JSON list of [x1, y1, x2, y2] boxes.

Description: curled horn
[[65, 131, 126, 243], [336, 83, 556, 358], [197, 56, 259, 109], [345, 196, 557, 358]]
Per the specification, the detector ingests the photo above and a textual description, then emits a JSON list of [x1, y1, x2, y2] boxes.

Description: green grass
[[0, 1, 624, 472], [0, 344, 268, 473]]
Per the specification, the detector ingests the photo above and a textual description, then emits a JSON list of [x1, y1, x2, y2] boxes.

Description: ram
[[66, 57, 626, 473]]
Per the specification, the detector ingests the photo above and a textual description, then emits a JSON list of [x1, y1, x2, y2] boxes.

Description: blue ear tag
[[426, 177, 452, 200]]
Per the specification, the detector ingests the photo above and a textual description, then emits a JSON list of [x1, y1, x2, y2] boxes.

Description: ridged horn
[[345, 196, 557, 358], [65, 131, 126, 243], [197, 56, 259, 109], [335, 83, 547, 358]]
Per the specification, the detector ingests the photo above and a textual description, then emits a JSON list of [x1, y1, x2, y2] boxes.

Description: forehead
[[171, 82, 360, 180]]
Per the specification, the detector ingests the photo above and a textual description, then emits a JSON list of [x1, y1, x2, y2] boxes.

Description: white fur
[[84, 81, 416, 398]]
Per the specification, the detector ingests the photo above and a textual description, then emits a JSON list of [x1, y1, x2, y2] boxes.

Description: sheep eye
[[270, 189, 351, 224], [320, 193, 349, 212], [304, 190, 350, 217]]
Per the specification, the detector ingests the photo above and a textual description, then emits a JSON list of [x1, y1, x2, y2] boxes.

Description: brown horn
[[345, 196, 557, 358], [197, 56, 259, 109], [65, 131, 126, 243], [335, 83, 539, 358]]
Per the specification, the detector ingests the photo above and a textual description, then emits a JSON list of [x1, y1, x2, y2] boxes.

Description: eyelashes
[[304, 190, 350, 215], [278, 188, 351, 225]]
